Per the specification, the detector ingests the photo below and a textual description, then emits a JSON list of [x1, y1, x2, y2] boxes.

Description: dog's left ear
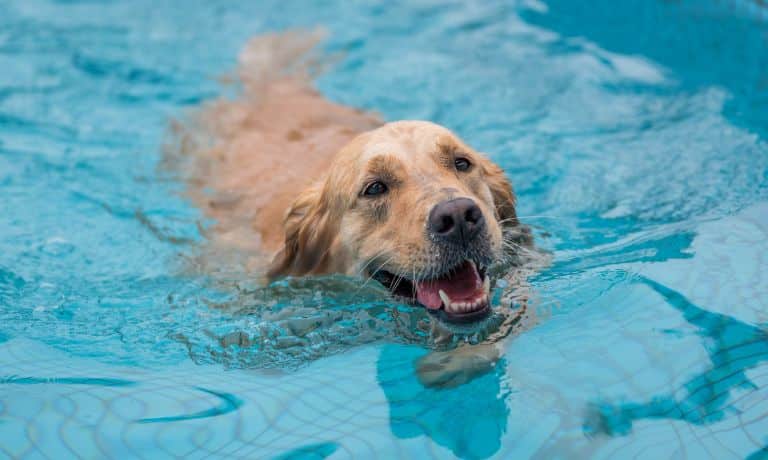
[[482, 160, 518, 226]]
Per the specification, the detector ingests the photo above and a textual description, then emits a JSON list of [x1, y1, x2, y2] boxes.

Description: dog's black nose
[[428, 198, 485, 245]]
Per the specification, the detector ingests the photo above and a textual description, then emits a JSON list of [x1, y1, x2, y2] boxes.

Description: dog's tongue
[[415, 261, 483, 310]]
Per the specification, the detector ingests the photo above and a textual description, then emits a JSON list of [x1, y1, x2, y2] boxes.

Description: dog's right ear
[[482, 159, 518, 226], [267, 183, 340, 280], [482, 157, 535, 248]]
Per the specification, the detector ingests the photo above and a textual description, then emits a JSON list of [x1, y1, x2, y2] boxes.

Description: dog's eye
[[454, 157, 471, 171], [363, 181, 388, 196]]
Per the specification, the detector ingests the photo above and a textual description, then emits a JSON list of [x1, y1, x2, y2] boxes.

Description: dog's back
[[165, 31, 380, 277]]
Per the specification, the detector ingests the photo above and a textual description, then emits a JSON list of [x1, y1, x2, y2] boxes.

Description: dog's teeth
[[442, 294, 493, 314], [483, 276, 490, 294], [439, 290, 451, 308]]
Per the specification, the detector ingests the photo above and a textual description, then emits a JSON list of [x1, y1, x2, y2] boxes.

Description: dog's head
[[268, 120, 519, 323]]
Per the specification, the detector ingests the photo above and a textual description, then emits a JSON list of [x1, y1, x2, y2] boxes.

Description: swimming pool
[[1, 0, 767, 458]]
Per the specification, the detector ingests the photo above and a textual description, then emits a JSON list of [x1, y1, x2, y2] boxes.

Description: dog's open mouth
[[371, 260, 491, 323]]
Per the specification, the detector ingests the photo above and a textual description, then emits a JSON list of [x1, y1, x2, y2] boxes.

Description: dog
[[267, 120, 524, 325], [167, 31, 537, 386]]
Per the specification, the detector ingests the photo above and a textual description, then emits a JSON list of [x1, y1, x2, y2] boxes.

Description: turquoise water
[[1, 0, 768, 458]]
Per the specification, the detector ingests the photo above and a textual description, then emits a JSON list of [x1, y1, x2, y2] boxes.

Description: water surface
[[1, 0, 767, 458]]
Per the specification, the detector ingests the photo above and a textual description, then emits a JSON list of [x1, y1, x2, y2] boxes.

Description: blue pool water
[[1, 0, 767, 458]]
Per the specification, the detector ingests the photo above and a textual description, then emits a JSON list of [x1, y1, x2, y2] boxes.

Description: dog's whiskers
[[501, 239, 535, 252], [355, 250, 388, 278], [388, 257, 412, 296], [354, 253, 396, 295], [513, 215, 566, 221]]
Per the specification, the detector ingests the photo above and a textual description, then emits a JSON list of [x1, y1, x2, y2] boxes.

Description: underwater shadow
[[584, 276, 768, 451], [376, 343, 511, 460]]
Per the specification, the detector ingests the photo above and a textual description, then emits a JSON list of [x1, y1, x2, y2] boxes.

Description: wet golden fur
[[166, 31, 380, 277], [268, 121, 519, 282], [168, 32, 519, 283]]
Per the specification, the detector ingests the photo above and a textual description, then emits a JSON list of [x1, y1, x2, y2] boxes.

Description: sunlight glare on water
[[0, 0, 767, 458]]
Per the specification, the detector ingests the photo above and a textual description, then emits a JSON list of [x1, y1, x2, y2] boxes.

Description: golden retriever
[[266, 119, 522, 323], [167, 31, 536, 384]]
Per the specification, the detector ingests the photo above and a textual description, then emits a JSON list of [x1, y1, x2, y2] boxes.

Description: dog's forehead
[[359, 122, 458, 163]]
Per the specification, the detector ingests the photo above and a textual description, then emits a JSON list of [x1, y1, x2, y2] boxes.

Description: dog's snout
[[428, 198, 485, 245]]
